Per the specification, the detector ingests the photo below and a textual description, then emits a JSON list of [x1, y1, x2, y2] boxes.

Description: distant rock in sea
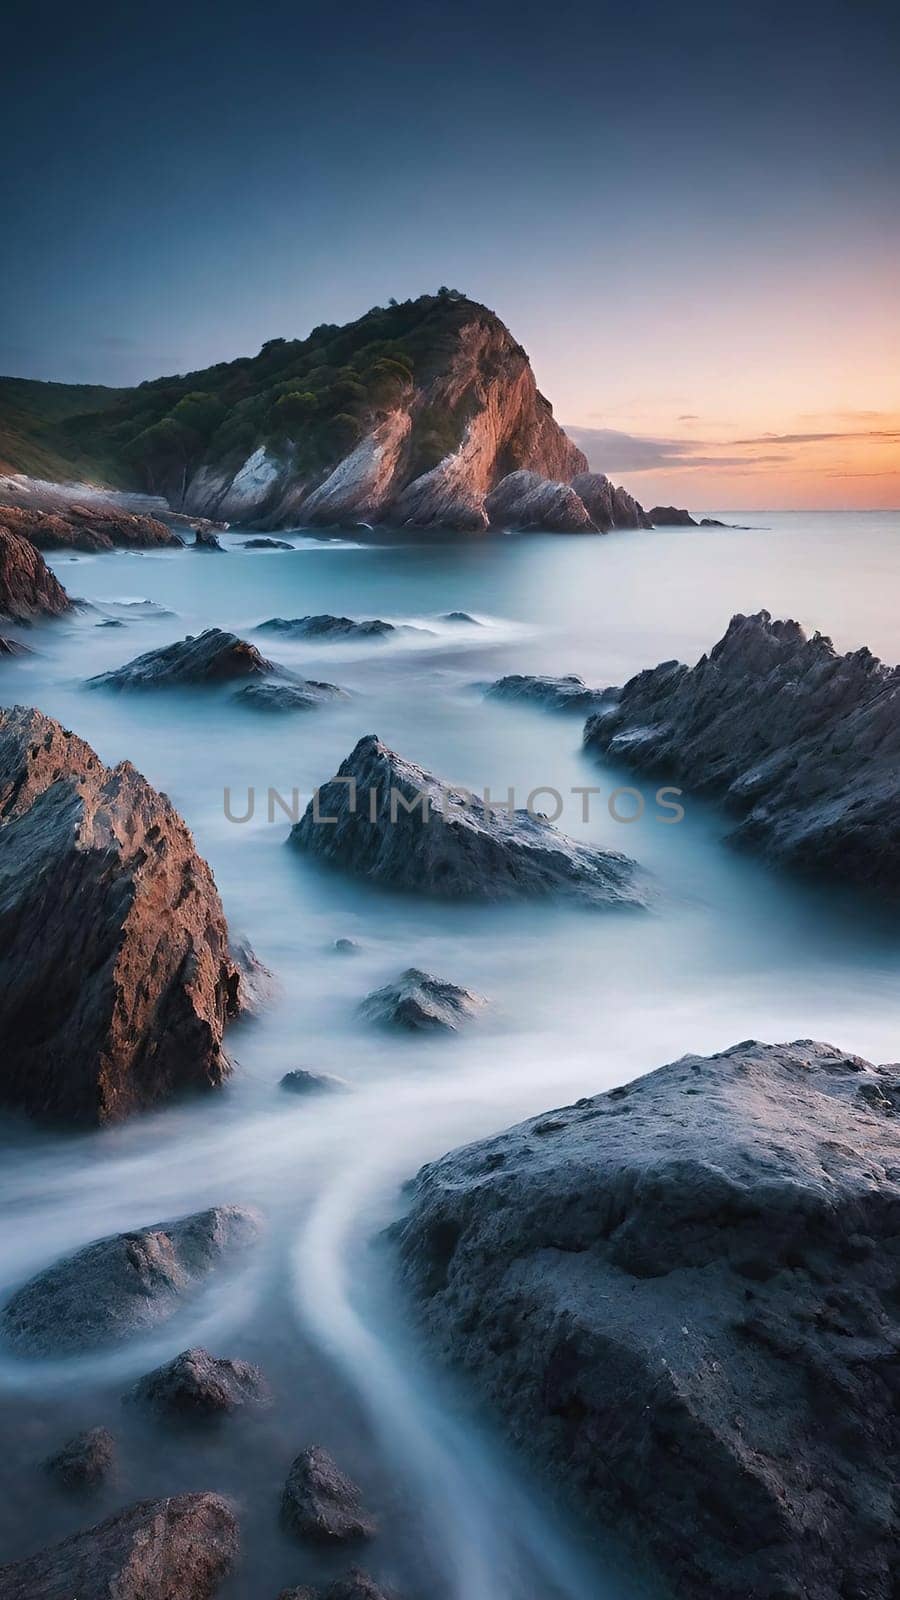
[[484, 672, 609, 714], [88, 628, 276, 688], [235, 679, 348, 713], [256, 615, 420, 642], [584, 608, 900, 889], [648, 505, 697, 526], [290, 734, 649, 907]]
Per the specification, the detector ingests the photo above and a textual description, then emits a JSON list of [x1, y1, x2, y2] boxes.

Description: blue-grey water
[[1, 510, 899, 1597]]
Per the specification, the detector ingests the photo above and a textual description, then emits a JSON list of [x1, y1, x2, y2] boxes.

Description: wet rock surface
[[127, 1346, 270, 1418], [256, 615, 415, 642], [1, 1205, 262, 1356], [0, 525, 71, 620], [397, 1038, 900, 1600], [584, 608, 900, 889], [0, 706, 246, 1124], [88, 627, 277, 688], [484, 672, 608, 714], [360, 968, 486, 1032], [43, 1428, 116, 1493], [0, 499, 180, 552], [280, 1069, 348, 1094], [236, 679, 348, 713], [281, 1446, 377, 1545], [485, 470, 596, 532], [0, 1491, 238, 1600], [290, 734, 649, 907]]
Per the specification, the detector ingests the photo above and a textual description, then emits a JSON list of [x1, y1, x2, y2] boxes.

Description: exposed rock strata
[[88, 628, 276, 688], [0, 499, 180, 552], [281, 1446, 376, 1545], [584, 609, 900, 889], [290, 734, 648, 907], [360, 968, 486, 1032], [570, 473, 651, 531], [127, 1347, 270, 1417], [1, 1205, 262, 1356], [0, 1492, 238, 1600], [484, 470, 596, 532], [0, 525, 71, 620], [0, 706, 247, 1123], [397, 1038, 900, 1600]]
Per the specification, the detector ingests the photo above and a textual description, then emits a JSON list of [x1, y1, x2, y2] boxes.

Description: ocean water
[[1, 509, 899, 1597]]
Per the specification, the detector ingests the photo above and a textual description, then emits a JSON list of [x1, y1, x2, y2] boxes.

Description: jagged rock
[[397, 1039, 900, 1600], [0, 1492, 238, 1600], [256, 615, 408, 642], [569, 473, 651, 531], [235, 679, 347, 713], [584, 609, 900, 889], [1, 1205, 261, 1356], [484, 470, 596, 532], [648, 505, 697, 526], [43, 1428, 116, 1492], [0, 525, 71, 620], [290, 734, 648, 907], [0, 500, 180, 552], [280, 1069, 348, 1094], [88, 628, 276, 689], [281, 1446, 376, 1545], [484, 673, 608, 714], [127, 1347, 270, 1418], [441, 610, 480, 624], [0, 707, 248, 1124], [0, 634, 32, 655], [360, 968, 486, 1032], [244, 537, 293, 549], [194, 527, 225, 551], [610, 482, 652, 529]]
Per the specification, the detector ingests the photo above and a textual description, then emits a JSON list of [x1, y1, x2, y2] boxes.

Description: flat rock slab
[[127, 1346, 270, 1418], [584, 608, 900, 890], [43, 1427, 116, 1493], [0, 706, 246, 1124], [88, 628, 276, 688], [281, 1446, 376, 1545], [360, 968, 486, 1032], [0, 1492, 237, 1600], [397, 1038, 900, 1600], [290, 734, 649, 907], [236, 679, 347, 713], [484, 673, 609, 714], [2, 1205, 261, 1357]]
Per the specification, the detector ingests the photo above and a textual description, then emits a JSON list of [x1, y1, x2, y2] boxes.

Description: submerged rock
[[0, 525, 71, 620], [290, 735, 648, 907], [88, 628, 276, 688], [127, 1347, 270, 1418], [648, 504, 697, 526], [484, 672, 608, 714], [43, 1428, 116, 1493], [0, 706, 246, 1124], [397, 1038, 900, 1600], [280, 1069, 348, 1094], [1, 1205, 261, 1356], [257, 615, 406, 642], [584, 609, 900, 889], [236, 679, 348, 713], [485, 470, 596, 532], [361, 968, 486, 1032], [0, 1491, 238, 1600], [281, 1446, 376, 1545]]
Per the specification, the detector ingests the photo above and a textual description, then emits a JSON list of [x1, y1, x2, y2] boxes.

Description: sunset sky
[[3, 0, 898, 509]]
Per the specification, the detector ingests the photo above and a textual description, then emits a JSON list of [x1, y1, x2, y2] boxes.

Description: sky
[[2, 0, 899, 509]]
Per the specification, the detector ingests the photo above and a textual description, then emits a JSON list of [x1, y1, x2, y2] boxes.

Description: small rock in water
[[243, 537, 293, 549], [484, 672, 608, 714], [360, 968, 486, 1033], [43, 1428, 116, 1493], [194, 527, 225, 551], [235, 679, 347, 713], [87, 628, 276, 688], [126, 1347, 270, 1418], [281, 1446, 376, 1545], [441, 610, 480, 624], [324, 1574, 396, 1600], [333, 937, 361, 954], [280, 1070, 348, 1095]]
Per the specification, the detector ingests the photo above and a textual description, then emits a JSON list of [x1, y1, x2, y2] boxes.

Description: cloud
[[730, 429, 900, 446], [677, 413, 700, 422], [563, 426, 789, 475]]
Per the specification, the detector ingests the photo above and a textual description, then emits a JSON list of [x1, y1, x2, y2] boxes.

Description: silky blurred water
[[1, 510, 898, 1596]]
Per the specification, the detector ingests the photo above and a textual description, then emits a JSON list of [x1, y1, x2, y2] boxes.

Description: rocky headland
[[583, 609, 900, 889]]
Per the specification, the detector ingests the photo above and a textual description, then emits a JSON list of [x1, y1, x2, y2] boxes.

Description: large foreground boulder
[[290, 734, 648, 907], [0, 1492, 237, 1599], [584, 609, 900, 889], [88, 628, 276, 689], [396, 1039, 900, 1600], [485, 470, 596, 532], [0, 525, 71, 621], [1, 1205, 261, 1356], [0, 706, 246, 1123]]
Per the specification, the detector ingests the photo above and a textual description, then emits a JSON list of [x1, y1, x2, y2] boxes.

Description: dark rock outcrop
[[360, 968, 486, 1032], [0, 706, 246, 1124], [236, 679, 347, 713], [584, 609, 900, 890], [256, 615, 409, 642], [648, 505, 697, 526], [244, 537, 293, 549], [0, 1492, 238, 1600], [280, 1069, 348, 1094], [570, 473, 651, 531], [43, 1428, 116, 1493], [441, 610, 480, 624], [0, 525, 71, 620], [281, 1446, 376, 1545], [290, 735, 648, 907], [277, 1576, 393, 1600], [0, 500, 180, 552], [1, 1205, 261, 1356], [484, 672, 608, 714], [333, 937, 361, 954], [484, 470, 596, 532], [194, 527, 225, 551], [127, 1347, 270, 1418], [88, 628, 276, 689], [397, 1038, 900, 1600], [0, 634, 32, 655]]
